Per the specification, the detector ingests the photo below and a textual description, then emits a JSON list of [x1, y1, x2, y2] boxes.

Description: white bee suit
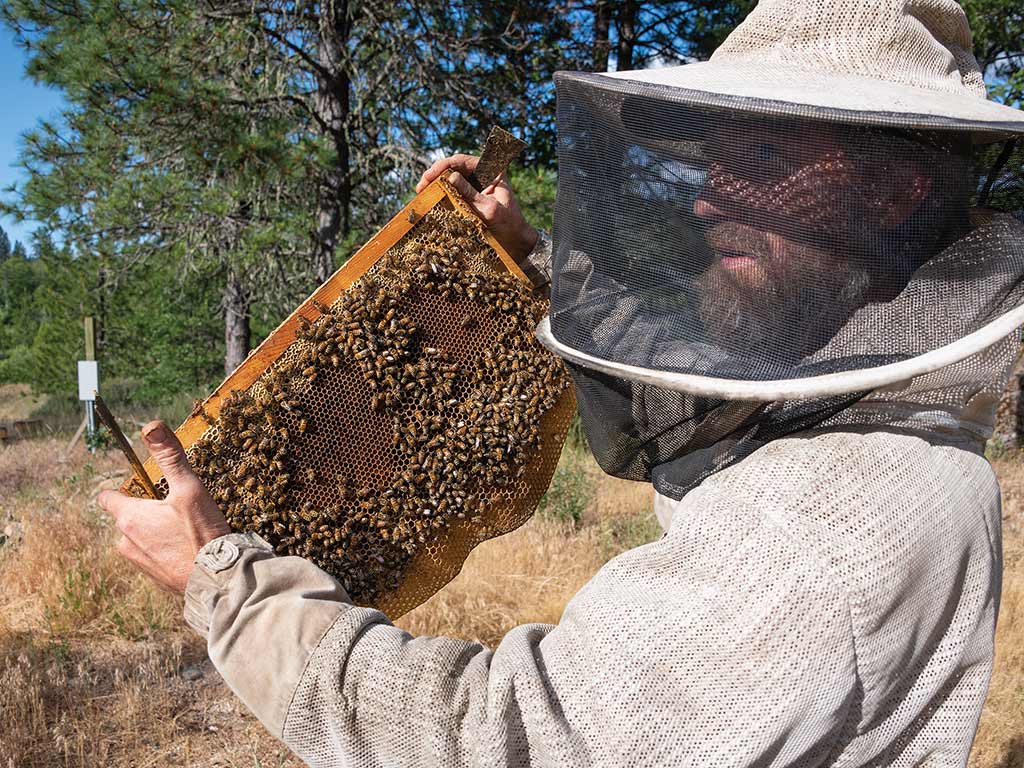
[[179, 0, 1024, 765], [183, 211, 1018, 766], [184, 421, 1000, 767]]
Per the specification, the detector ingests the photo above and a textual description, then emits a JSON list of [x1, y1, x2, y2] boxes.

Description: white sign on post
[[78, 360, 99, 401]]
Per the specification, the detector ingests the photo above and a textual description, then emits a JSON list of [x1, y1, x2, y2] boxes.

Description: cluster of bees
[[184, 208, 570, 604]]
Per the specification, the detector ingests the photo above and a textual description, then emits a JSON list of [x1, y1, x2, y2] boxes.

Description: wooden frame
[[130, 177, 530, 489]]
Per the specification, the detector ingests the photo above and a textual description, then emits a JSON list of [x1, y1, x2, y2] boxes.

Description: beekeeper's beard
[[695, 220, 873, 363]]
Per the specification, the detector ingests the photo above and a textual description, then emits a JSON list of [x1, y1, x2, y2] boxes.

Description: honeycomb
[[124, 194, 574, 617]]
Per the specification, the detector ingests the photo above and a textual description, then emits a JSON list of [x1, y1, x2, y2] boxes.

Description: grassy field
[[1, 427, 1022, 766]]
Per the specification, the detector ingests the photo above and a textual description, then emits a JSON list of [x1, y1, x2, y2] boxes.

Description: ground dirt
[[1, 437, 1021, 767]]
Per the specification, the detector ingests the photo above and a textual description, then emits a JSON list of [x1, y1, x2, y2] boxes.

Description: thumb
[[142, 421, 194, 488]]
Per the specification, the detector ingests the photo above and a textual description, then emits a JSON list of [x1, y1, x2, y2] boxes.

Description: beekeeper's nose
[[693, 195, 724, 221]]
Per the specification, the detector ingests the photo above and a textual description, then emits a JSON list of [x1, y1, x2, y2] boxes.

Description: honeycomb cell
[[127, 204, 574, 616]]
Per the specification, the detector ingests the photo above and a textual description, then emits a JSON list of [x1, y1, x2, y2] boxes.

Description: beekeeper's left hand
[[416, 153, 539, 263], [98, 420, 230, 593]]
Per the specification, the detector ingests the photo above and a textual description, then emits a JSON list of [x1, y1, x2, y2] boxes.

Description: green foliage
[[963, 0, 1024, 108], [0, 236, 224, 398], [43, 563, 111, 636], [538, 440, 593, 525], [508, 166, 557, 233], [2, 0, 319, 388], [0, 245, 44, 381], [964, 0, 1024, 215], [0, 0, 1015, 405], [0, 0, 572, 402], [431, 2, 755, 166], [597, 510, 663, 560], [84, 425, 112, 451]]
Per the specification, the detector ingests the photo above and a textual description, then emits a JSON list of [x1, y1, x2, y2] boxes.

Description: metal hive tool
[[119, 128, 576, 618]]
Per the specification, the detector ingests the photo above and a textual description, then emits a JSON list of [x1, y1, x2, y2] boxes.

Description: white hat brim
[[568, 62, 1024, 141], [535, 301, 1024, 400]]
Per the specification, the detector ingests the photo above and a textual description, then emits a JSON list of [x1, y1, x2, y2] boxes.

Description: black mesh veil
[[546, 72, 1024, 499]]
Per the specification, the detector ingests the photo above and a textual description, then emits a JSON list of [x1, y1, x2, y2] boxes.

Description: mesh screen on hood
[[551, 72, 1024, 499]]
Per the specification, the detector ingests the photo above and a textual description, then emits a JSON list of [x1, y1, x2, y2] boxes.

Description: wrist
[[194, 532, 274, 574], [201, 522, 232, 548], [508, 225, 539, 264], [517, 228, 552, 290], [184, 532, 276, 636]]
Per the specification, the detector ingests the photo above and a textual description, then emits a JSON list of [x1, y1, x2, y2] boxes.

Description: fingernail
[[142, 422, 168, 444]]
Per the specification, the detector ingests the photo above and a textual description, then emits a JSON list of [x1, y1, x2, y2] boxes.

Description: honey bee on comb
[[157, 205, 573, 610]]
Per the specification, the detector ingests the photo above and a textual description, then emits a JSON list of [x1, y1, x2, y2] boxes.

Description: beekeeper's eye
[[755, 142, 786, 172]]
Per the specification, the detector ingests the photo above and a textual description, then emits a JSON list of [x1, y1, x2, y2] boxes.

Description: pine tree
[[2, 0, 317, 375], [0, 0, 767, 397]]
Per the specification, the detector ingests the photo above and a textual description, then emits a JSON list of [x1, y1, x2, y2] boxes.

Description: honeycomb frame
[[121, 178, 576, 618]]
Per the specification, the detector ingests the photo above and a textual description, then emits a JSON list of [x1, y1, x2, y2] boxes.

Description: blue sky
[[0, 27, 65, 248]]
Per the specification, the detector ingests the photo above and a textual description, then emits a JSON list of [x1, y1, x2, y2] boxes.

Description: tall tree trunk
[[96, 260, 107, 354], [615, 0, 639, 71], [313, 0, 352, 284], [593, 0, 612, 72], [224, 268, 250, 375]]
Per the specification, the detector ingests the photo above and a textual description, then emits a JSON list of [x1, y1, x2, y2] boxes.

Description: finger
[[98, 489, 155, 524], [416, 156, 451, 191], [417, 156, 456, 191], [481, 170, 507, 192], [446, 171, 487, 208], [417, 154, 480, 192], [141, 421, 195, 488], [117, 532, 148, 562], [111, 502, 152, 542], [115, 534, 162, 579]]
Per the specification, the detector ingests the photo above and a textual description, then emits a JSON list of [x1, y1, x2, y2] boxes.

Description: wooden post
[[83, 316, 97, 451], [84, 316, 96, 361], [62, 416, 89, 459]]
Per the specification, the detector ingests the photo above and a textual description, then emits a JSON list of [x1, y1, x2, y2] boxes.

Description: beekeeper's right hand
[[99, 420, 230, 593], [416, 154, 539, 264]]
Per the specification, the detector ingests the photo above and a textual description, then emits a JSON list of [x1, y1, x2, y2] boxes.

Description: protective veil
[[540, 72, 1024, 500]]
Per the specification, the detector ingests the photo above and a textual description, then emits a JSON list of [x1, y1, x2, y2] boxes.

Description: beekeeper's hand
[[416, 154, 539, 263], [98, 420, 230, 593]]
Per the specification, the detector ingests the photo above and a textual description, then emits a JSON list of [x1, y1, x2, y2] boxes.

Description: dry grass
[[1, 436, 1021, 767], [971, 455, 1024, 768], [0, 439, 306, 767]]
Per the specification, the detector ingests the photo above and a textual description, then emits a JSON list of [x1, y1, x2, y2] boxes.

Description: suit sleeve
[[185, 486, 858, 768]]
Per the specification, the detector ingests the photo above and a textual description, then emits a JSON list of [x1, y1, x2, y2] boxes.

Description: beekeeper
[[98, 0, 1024, 765]]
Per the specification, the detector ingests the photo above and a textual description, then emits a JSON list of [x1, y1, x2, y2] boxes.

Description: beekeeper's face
[[691, 120, 933, 355]]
